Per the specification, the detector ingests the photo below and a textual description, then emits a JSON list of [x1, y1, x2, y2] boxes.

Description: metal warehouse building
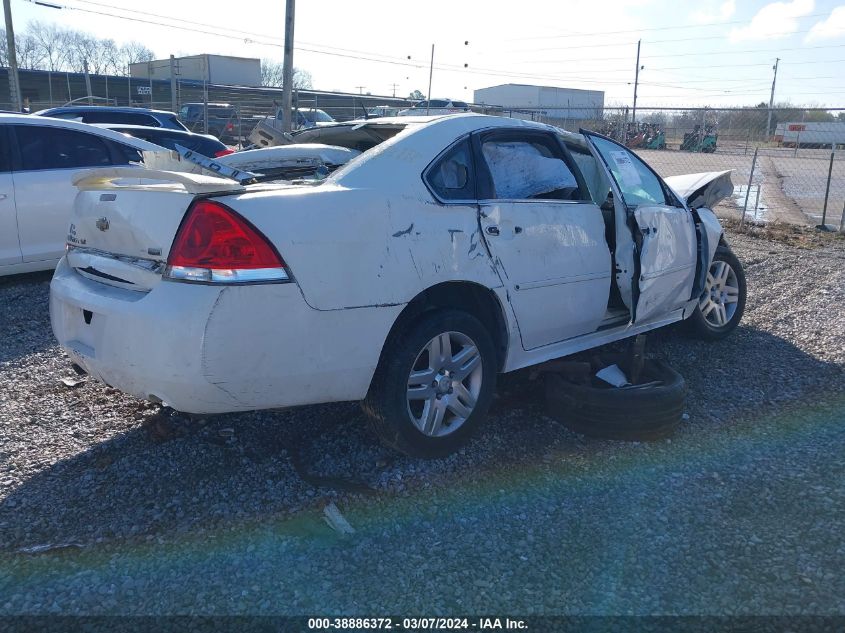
[[130, 55, 263, 88], [473, 83, 605, 121]]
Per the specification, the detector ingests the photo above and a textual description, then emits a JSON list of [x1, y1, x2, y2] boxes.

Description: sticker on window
[[609, 151, 642, 187]]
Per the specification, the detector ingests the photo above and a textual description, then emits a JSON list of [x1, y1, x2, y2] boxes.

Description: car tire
[[545, 358, 687, 441], [363, 309, 497, 458], [685, 245, 747, 341]]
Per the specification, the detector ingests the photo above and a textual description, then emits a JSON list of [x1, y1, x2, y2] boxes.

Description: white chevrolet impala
[[50, 115, 746, 456]]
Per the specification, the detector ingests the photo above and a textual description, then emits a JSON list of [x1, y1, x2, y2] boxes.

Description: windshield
[[301, 110, 333, 123]]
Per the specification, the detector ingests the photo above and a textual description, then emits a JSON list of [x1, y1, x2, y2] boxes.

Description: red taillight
[[214, 148, 235, 158], [226, 122, 234, 131], [165, 200, 289, 284]]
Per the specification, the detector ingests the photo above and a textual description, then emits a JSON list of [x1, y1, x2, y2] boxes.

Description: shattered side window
[[481, 140, 579, 200], [589, 136, 667, 207], [567, 144, 608, 205], [426, 138, 475, 201]]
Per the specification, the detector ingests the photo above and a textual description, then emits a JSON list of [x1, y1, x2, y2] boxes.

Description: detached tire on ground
[[544, 359, 687, 441], [363, 309, 497, 458]]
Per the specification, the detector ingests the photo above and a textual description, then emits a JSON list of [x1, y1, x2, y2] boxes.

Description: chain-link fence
[[1, 67, 843, 229], [500, 106, 845, 229]]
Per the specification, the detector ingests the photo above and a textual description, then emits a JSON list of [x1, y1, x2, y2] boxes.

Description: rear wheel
[[363, 310, 496, 457], [686, 245, 746, 341]]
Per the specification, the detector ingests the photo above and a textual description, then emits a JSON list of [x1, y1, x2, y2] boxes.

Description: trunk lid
[[67, 167, 246, 291]]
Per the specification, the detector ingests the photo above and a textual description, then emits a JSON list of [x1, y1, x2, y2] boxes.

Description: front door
[[476, 130, 612, 350], [11, 124, 116, 263], [0, 126, 21, 267], [583, 131, 698, 323]]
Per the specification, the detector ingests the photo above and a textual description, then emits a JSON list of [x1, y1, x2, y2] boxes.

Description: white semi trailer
[[774, 121, 845, 148]]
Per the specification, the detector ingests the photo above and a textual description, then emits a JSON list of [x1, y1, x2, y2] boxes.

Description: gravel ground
[[1, 227, 844, 616]]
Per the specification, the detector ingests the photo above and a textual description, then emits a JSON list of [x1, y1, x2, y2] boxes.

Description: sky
[[7, 0, 845, 107]]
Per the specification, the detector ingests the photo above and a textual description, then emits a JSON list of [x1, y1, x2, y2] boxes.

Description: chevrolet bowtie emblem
[[95, 217, 110, 231]]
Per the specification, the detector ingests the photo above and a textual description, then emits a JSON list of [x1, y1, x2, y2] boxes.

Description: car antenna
[[357, 99, 370, 120]]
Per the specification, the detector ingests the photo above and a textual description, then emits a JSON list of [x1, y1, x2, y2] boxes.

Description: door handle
[[485, 226, 500, 236]]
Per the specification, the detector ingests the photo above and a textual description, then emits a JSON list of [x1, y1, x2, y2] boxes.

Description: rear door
[[10, 124, 131, 263], [475, 129, 612, 349], [0, 126, 21, 267], [583, 131, 697, 323]]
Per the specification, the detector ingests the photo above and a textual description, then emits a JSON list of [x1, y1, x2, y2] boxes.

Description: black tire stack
[[544, 357, 687, 441]]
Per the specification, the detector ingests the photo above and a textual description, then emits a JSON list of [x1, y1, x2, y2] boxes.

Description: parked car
[[96, 124, 234, 158], [0, 114, 162, 276], [50, 114, 746, 457], [279, 107, 335, 129], [178, 103, 242, 142], [34, 106, 188, 131], [366, 105, 402, 118], [397, 99, 471, 116]]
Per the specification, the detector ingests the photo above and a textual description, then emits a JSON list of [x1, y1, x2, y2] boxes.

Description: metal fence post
[[839, 199, 845, 233], [819, 151, 835, 228], [741, 147, 759, 227]]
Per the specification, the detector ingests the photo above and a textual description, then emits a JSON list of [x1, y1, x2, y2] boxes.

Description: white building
[[130, 55, 262, 87], [474, 84, 604, 120]]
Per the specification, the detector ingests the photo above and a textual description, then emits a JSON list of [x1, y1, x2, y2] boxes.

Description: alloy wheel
[[405, 331, 484, 437], [699, 259, 740, 328]]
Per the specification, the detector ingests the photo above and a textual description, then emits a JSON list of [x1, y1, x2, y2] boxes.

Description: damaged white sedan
[[50, 114, 746, 456]]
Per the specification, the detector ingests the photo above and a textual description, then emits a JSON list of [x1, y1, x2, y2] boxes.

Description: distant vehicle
[[34, 106, 188, 131], [274, 107, 335, 129], [774, 121, 845, 148], [366, 105, 402, 118], [0, 114, 161, 276], [96, 124, 233, 158], [397, 99, 471, 116], [179, 103, 243, 143], [680, 126, 717, 153]]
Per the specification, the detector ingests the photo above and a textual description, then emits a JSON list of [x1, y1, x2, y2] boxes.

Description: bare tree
[[119, 41, 154, 70], [261, 59, 284, 87], [27, 20, 71, 71], [261, 59, 313, 89], [294, 68, 313, 90]]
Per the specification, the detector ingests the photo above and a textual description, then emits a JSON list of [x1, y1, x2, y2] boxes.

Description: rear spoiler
[[72, 167, 246, 195]]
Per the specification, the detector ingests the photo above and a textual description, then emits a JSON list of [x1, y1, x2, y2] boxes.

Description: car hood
[[216, 144, 360, 171], [664, 170, 733, 209]]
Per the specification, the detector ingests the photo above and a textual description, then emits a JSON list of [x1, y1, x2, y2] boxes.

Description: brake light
[[165, 200, 290, 284], [214, 148, 235, 157], [226, 122, 234, 131]]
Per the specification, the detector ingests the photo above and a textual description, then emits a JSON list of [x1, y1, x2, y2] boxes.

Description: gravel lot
[[636, 148, 845, 227], [1, 226, 844, 616]]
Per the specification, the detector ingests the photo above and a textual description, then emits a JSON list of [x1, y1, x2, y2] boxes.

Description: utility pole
[[169, 54, 178, 113], [426, 44, 434, 115], [83, 59, 93, 105], [3, 0, 22, 112], [390, 82, 399, 98], [355, 86, 365, 94], [631, 39, 641, 124], [765, 57, 779, 140], [280, 0, 296, 133]]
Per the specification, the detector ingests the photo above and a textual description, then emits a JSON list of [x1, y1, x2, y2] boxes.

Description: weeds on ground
[[720, 217, 845, 249]]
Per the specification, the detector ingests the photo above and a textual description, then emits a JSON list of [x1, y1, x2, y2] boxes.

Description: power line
[[23, 0, 845, 100]]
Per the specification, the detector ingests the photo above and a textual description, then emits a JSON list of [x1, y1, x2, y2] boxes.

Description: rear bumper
[[50, 258, 402, 414]]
